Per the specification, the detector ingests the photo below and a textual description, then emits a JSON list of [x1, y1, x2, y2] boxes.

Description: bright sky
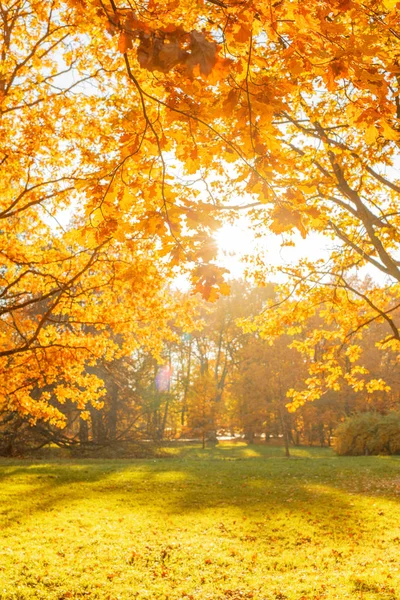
[[172, 217, 331, 291], [214, 217, 329, 281], [212, 216, 391, 290]]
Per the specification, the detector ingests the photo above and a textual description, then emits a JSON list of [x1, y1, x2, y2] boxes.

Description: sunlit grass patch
[[0, 445, 400, 599], [162, 441, 333, 460]]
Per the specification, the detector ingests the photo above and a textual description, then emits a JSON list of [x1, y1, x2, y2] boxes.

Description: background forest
[[2, 279, 399, 457]]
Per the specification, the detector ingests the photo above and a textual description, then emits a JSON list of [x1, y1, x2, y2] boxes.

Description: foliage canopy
[[1, 0, 400, 420]]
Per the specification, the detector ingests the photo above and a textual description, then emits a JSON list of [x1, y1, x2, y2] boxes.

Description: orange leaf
[[118, 31, 134, 53]]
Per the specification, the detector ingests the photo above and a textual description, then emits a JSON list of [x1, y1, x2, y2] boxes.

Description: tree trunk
[[278, 404, 290, 458], [181, 340, 192, 426], [79, 416, 89, 445], [107, 383, 119, 441], [90, 405, 107, 444], [319, 424, 325, 447], [159, 396, 170, 440], [244, 429, 255, 444], [283, 426, 290, 458]]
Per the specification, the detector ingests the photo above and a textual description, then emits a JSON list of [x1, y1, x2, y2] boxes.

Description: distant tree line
[[1, 280, 399, 457]]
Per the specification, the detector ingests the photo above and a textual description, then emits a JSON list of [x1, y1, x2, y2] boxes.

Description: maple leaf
[[118, 31, 134, 53], [133, 28, 220, 77], [137, 32, 186, 73], [383, 0, 398, 9], [233, 23, 252, 43], [185, 31, 218, 76], [222, 88, 240, 116], [191, 264, 229, 301], [195, 239, 218, 262], [270, 206, 307, 238]]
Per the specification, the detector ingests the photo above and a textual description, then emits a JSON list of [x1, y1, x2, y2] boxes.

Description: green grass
[[1, 442, 400, 599]]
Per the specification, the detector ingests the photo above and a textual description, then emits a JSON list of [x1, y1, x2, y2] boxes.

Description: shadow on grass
[[1, 445, 399, 550]]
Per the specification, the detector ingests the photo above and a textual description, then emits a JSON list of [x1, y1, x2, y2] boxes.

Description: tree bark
[[279, 404, 290, 458]]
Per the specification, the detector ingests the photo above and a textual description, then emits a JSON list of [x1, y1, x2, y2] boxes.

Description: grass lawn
[[1, 443, 400, 599]]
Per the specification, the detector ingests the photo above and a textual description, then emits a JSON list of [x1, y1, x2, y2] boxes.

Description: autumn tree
[[185, 372, 220, 448], [175, 281, 273, 441], [3, 0, 400, 424], [230, 335, 308, 455], [60, 0, 400, 409], [0, 0, 197, 426]]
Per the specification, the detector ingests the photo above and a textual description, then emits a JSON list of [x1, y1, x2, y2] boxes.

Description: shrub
[[334, 412, 400, 456], [376, 413, 400, 455]]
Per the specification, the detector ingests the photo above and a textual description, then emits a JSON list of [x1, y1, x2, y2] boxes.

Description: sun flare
[[214, 222, 255, 257]]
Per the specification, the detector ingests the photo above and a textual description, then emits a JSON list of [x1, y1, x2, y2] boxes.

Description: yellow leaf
[[218, 282, 231, 296], [90, 208, 104, 227], [365, 124, 379, 145], [120, 187, 135, 212], [383, 0, 397, 10], [381, 120, 400, 141], [270, 206, 307, 238]]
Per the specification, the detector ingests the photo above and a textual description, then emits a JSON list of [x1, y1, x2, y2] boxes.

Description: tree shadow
[[1, 452, 398, 541], [1, 452, 400, 600]]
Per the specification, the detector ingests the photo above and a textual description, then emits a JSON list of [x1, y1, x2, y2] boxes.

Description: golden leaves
[[118, 31, 134, 53], [270, 205, 307, 238], [380, 120, 400, 141], [232, 23, 252, 43], [366, 379, 391, 393], [136, 30, 187, 73], [185, 31, 218, 77], [6, 0, 400, 424], [191, 264, 230, 302], [115, 12, 226, 79], [345, 345, 363, 363], [364, 125, 379, 145], [222, 89, 240, 117], [382, 0, 398, 10]]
